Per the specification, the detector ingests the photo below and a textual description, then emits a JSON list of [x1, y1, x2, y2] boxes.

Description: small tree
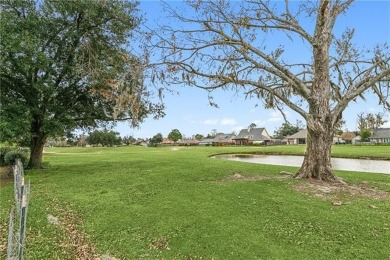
[[194, 134, 204, 141], [168, 129, 183, 143], [248, 123, 257, 129], [360, 130, 371, 142], [150, 133, 163, 146], [207, 129, 218, 138], [274, 123, 301, 138], [357, 112, 387, 131], [123, 136, 136, 145], [86, 130, 121, 147]]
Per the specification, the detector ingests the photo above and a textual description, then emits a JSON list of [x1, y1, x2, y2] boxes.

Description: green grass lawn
[[1, 145, 389, 259]]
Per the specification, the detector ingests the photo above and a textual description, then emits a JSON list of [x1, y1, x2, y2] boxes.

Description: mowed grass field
[[1, 145, 389, 259]]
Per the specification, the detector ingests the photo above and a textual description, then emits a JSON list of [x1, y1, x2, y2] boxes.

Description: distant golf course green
[[1, 145, 389, 259]]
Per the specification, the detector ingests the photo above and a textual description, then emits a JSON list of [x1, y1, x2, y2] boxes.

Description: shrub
[[4, 149, 29, 167], [0, 146, 13, 166]]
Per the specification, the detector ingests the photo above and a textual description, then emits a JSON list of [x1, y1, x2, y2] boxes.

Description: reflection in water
[[214, 154, 390, 174]]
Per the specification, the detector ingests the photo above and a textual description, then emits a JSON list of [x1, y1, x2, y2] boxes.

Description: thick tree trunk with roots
[[293, 0, 343, 183], [294, 116, 341, 182], [28, 116, 47, 169]]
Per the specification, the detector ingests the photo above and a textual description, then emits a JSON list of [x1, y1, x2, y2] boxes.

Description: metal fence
[[7, 159, 30, 260]]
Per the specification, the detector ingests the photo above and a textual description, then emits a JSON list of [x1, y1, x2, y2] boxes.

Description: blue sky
[[114, 0, 390, 139]]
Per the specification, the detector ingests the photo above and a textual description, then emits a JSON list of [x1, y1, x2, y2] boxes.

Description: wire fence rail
[[7, 159, 30, 260]]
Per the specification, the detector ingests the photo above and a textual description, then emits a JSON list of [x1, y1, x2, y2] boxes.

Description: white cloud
[[266, 110, 290, 123], [202, 119, 219, 125], [368, 107, 377, 113], [201, 118, 237, 126], [221, 118, 237, 125], [266, 112, 282, 123], [184, 116, 197, 124]]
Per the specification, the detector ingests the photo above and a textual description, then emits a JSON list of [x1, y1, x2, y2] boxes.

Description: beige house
[[341, 131, 357, 144], [287, 130, 356, 145], [233, 128, 271, 145], [286, 129, 307, 144]]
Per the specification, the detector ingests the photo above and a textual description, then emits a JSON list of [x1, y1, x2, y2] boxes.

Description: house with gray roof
[[369, 128, 390, 144], [233, 128, 271, 145], [212, 133, 236, 146], [286, 129, 307, 144], [198, 138, 214, 146]]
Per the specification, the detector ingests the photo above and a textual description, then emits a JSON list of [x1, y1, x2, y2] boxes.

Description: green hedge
[[0, 146, 29, 167]]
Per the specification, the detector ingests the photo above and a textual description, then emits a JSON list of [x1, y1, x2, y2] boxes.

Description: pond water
[[213, 154, 390, 174]]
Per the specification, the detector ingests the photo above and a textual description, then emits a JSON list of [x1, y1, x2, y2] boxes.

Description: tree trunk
[[28, 116, 47, 169], [294, 117, 341, 183], [294, 0, 343, 183]]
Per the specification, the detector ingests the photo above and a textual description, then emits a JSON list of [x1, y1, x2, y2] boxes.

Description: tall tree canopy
[[150, 133, 163, 145], [356, 112, 387, 132], [274, 122, 301, 139], [154, 0, 390, 182], [86, 130, 122, 147], [168, 128, 182, 142], [0, 0, 164, 168]]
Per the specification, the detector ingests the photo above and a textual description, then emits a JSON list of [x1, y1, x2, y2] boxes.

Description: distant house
[[341, 131, 357, 144], [287, 130, 363, 145], [178, 139, 200, 146], [198, 138, 214, 146], [212, 133, 236, 146], [333, 134, 345, 144], [286, 129, 307, 144], [135, 139, 148, 146], [233, 128, 271, 145], [370, 128, 390, 144], [352, 135, 361, 145], [161, 138, 174, 145]]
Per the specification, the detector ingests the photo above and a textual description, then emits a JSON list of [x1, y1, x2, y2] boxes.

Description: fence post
[[7, 158, 30, 260], [7, 207, 15, 259]]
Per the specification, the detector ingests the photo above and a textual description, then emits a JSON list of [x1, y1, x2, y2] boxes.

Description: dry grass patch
[[220, 171, 389, 205], [220, 172, 293, 182], [293, 179, 390, 203]]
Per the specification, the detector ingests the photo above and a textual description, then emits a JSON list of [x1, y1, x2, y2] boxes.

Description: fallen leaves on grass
[[0, 222, 8, 256], [148, 236, 170, 251], [48, 197, 119, 260]]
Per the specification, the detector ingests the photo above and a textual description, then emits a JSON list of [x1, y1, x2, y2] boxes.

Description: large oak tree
[[154, 0, 390, 182], [0, 0, 164, 168]]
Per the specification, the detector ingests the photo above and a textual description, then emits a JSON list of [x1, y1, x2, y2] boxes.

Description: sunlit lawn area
[[1, 145, 389, 259]]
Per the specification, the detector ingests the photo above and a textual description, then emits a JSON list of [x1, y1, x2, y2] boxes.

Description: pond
[[212, 154, 390, 174]]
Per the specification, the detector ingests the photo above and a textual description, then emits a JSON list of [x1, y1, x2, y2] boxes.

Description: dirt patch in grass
[[221, 171, 389, 202], [293, 179, 390, 202], [148, 236, 170, 250], [220, 172, 293, 182], [48, 198, 118, 260]]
